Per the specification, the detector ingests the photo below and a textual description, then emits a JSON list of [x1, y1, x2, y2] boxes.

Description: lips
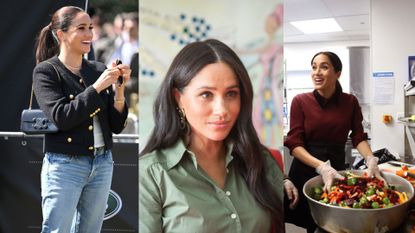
[[81, 40, 91, 45], [313, 77, 324, 85], [208, 121, 229, 129]]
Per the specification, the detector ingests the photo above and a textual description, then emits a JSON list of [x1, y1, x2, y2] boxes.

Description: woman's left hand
[[366, 155, 387, 185], [111, 62, 132, 91], [284, 178, 299, 209]]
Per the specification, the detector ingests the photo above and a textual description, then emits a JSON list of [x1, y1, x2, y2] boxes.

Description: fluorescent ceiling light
[[290, 18, 343, 34]]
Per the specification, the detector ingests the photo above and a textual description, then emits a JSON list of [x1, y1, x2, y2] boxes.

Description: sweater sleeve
[[107, 87, 129, 134], [91, 60, 129, 134], [284, 95, 306, 153]]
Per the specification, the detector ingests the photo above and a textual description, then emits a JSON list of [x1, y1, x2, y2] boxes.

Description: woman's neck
[[188, 137, 225, 162], [188, 137, 227, 189], [58, 52, 83, 71], [317, 86, 336, 99]]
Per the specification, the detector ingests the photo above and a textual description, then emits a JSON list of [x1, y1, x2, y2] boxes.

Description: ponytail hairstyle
[[35, 6, 84, 64]]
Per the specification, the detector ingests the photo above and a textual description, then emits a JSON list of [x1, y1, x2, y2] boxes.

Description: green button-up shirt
[[139, 139, 284, 233]]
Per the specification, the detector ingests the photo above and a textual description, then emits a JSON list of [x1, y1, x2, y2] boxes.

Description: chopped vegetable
[[310, 172, 408, 209], [371, 202, 379, 209], [347, 177, 358, 186]]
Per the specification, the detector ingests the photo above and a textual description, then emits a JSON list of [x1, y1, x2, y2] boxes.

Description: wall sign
[[373, 71, 395, 105]]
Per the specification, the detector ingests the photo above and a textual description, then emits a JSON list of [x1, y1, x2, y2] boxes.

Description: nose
[[86, 28, 93, 39], [312, 67, 321, 76], [213, 97, 227, 119]]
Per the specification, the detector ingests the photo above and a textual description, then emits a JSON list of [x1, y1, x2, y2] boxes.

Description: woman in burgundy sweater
[[284, 51, 383, 232]]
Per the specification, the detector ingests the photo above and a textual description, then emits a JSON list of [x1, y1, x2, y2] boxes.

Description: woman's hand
[[316, 160, 344, 192], [93, 66, 124, 93], [110, 62, 131, 112], [366, 155, 387, 185], [111, 62, 132, 92], [283, 178, 299, 209], [92, 63, 131, 94]]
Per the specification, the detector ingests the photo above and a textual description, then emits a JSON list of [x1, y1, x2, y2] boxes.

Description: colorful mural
[[139, 0, 284, 149]]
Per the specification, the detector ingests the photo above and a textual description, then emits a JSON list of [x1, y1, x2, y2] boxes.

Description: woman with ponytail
[[284, 51, 383, 232], [33, 6, 131, 232], [139, 39, 285, 233]]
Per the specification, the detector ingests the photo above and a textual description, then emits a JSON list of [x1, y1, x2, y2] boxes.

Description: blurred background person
[[94, 12, 138, 67]]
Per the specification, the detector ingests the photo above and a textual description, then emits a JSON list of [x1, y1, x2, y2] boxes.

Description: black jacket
[[33, 56, 128, 156]]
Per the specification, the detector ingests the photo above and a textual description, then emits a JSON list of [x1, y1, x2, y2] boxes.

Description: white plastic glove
[[283, 178, 299, 209], [316, 160, 344, 192], [366, 155, 387, 185]]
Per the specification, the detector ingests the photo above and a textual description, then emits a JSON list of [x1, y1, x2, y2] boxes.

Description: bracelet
[[114, 98, 125, 104]]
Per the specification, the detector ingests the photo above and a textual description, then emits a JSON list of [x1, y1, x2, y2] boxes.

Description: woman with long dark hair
[[284, 51, 383, 232], [139, 39, 284, 233], [33, 6, 130, 232]]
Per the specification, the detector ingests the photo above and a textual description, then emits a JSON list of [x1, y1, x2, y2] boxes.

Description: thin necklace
[[65, 63, 81, 70]]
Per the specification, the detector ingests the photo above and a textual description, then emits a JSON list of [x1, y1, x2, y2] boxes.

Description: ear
[[336, 71, 342, 79], [173, 88, 182, 108], [56, 29, 64, 43]]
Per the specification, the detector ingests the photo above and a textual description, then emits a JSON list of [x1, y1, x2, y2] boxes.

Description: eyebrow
[[76, 23, 92, 27], [312, 62, 330, 66], [196, 84, 240, 90]]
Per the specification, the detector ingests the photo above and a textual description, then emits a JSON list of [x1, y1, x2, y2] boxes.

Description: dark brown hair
[[140, 39, 283, 232], [35, 6, 84, 64], [311, 51, 343, 73]]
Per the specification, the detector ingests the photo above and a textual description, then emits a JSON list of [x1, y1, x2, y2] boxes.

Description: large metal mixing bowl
[[303, 170, 414, 233]]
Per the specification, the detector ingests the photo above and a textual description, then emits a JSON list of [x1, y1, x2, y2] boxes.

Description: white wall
[[371, 0, 415, 158], [285, 40, 370, 93]]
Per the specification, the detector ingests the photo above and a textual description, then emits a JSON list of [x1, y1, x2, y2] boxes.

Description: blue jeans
[[40, 150, 114, 233]]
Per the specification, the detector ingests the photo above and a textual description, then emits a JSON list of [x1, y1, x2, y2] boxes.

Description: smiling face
[[175, 62, 241, 145], [311, 54, 341, 97], [58, 12, 93, 55]]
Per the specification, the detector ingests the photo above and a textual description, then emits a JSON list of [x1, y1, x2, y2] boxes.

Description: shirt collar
[[163, 139, 234, 170], [162, 139, 188, 170], [313, 81, 342, 107]]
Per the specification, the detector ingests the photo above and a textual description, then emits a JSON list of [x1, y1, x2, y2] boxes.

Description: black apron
[[284, 142, 346, 233]]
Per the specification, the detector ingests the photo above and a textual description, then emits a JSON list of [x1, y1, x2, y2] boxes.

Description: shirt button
[[67, 137, 72, 143], [88, 125, 93, 131], [88, 146, 94, 150], [69, 94, 74, 99], [230, 213, 237, 219], [225, 191, 231, 196], [79, 79, 83, 83]]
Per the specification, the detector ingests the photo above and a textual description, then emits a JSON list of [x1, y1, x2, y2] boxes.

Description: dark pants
[[285, 143, 345, 233]]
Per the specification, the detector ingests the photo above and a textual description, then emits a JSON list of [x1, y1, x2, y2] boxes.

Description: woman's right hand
[[92, 66, 123, 93], [284, 178, 299, 209], [316, 160, 344, 192]]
